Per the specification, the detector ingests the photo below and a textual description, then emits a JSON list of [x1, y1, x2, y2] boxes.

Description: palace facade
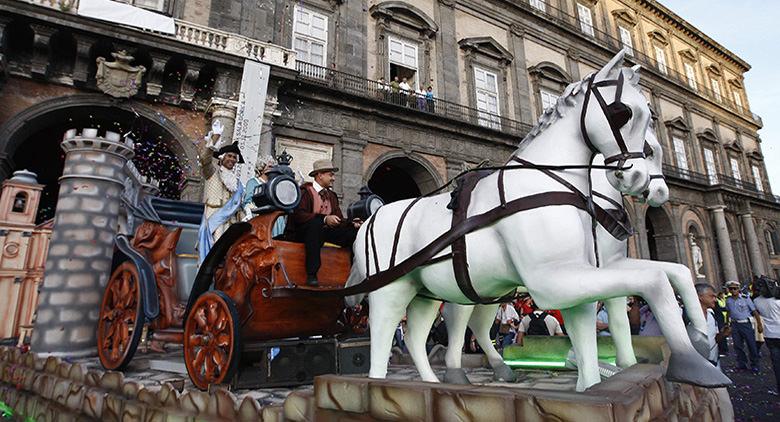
[[0, 0, 777, 293]]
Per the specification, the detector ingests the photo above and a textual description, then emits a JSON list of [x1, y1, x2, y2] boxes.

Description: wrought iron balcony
[[296, 61, 533, 137], [663, 163, 780, 204]]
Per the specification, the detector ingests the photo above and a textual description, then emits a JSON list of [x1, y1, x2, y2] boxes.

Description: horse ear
[[595, 49, 626, 81]]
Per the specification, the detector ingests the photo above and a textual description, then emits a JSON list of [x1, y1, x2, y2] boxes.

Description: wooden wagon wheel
[[184, 291, 241, 390], [97, 262, 145, 370]]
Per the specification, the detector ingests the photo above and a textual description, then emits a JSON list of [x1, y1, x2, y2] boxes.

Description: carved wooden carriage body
[[97, 198, 356, 390]]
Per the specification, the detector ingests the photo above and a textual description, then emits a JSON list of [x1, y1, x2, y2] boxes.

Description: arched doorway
[[367, 156, 440, 204], [0, 95, 195, 223], [645, 207, 678, 263]]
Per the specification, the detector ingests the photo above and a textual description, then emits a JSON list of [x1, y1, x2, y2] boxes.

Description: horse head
[[642, 120, 669, 207], [580, 49, 652, 196]]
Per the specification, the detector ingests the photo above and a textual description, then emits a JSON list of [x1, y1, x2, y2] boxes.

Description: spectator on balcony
[[399, 77, 412, 106], [416, 88, 426, 111], [390, 76, 400, 105], [426, 85, 435, 113], [377, 77, 390, 102]]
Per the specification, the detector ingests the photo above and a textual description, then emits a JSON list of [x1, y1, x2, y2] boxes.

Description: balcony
[[14, 0, 297, 70], [663, 164, 780, 204], [512, 0, 761, 126], [297, 61, 532, 137]]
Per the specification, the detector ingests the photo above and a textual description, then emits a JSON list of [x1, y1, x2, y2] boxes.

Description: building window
[[733, 91, 744, 111], [577, 3, 595, 36], [474, 67, 501, 129], [293, 6, 328, 67], [766, 230, 778, 256], [388, 37, 419, 88], [752, 165, 764, 192], [540, 89, 559, 113], [703, 148, 718, 184], [684, 63, 697, 90], [12, 192, 27, 213], [730, 157, 742, 181], [530, 0, 546, 12], [618, 26, 633, 56], [673, 137, 688, 172], [710, 78, 722, 102], [654, 46, 667, 75]]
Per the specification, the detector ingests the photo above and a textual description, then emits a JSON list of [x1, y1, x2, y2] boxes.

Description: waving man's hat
[[309, 159, 339, 177], [213, 142, 245, 163]]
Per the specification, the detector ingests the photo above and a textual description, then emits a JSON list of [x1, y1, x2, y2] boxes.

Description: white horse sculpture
[[346, 50, 729, 391], [439, 123, 714, 386]]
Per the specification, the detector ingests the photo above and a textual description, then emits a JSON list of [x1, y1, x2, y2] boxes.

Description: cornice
[[637, 0, 750, 72]]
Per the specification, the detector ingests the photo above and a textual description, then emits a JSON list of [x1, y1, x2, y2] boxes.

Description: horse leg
[[368, 280, 419, 379], [470, 304, 516, 382], [560, 303, 600, 391], [610, 259, 709, 358], [605, 297, 637, 368], [405, 296, 443, 382], [442, 303, 474, 384], [527, 265, 731, 389]]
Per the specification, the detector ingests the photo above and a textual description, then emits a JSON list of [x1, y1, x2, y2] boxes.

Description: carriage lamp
[[252, 150, 302, 213], [347, 186, 384, 221]]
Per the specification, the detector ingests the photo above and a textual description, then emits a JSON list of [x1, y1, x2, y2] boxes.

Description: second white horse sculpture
[[346, 50, 729, 391]]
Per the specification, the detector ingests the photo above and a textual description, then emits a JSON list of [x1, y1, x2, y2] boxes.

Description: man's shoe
[[306, 276, 319, 287]]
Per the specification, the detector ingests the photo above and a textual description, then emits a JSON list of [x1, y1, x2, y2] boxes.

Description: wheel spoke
[[188, 334, 206, 347], [192, 347, 206, 373], [216, 333, 231, 348], [206, 302, 219, 326], [204, 350, 216, 380], [213, 348, 228, 369]]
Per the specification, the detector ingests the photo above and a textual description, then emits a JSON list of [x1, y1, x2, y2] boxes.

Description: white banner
[[233, 60, 271, 184], [78, 0, 176, 34]]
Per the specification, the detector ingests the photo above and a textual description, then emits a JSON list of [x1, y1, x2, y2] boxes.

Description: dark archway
[[367, 156, 439, 204], [645, 207, 678, 263], [0, 95, 196, 223]]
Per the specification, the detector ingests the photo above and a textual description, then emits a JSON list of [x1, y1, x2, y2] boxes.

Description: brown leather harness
[[272, 72, 648, 305]]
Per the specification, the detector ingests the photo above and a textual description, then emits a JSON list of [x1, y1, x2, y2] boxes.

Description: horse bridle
[[580, 71, 646, 166]]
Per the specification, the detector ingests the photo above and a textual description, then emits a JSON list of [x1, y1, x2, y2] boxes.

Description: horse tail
[[344, 264, 366, 307]]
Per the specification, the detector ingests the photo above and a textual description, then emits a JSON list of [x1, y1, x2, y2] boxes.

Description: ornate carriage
[[96, 158, 374, 390]]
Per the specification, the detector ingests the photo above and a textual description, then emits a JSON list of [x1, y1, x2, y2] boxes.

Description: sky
[[659, 0, 780, 192]]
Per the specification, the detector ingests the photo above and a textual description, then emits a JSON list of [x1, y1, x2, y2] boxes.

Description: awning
[[77, 0, 176, 35]]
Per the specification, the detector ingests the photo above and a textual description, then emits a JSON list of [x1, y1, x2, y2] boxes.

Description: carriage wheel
[[97, 262, 145, 370], [184, 291, 241, 390]]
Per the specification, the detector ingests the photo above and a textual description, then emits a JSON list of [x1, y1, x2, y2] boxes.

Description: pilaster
[[434, 0, 460, 103], [340, 133, 367, 206]]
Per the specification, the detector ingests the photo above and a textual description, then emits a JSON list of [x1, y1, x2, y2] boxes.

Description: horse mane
[[520, 77, 588, 145]]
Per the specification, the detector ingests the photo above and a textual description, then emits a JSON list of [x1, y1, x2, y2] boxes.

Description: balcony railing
[[663, 163, 780, 204], [297, 61, 532, 137], [15, 0, 297, 69]]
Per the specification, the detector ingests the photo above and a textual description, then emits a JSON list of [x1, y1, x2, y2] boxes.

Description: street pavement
[[720, 342, 779, 421]]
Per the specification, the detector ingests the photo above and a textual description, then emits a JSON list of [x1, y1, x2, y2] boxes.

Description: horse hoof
[[493, 363, 517, 382], [686, 325, 710, 359], [444, 368, 471, 385], [666, 352, 732, 388]]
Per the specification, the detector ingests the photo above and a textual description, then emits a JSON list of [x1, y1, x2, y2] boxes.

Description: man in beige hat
[[287, 159, 361, 286]]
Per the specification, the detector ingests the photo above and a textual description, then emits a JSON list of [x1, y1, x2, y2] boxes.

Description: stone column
[[31, 128, 134, 357], [341, 133, 367, 206], [207, 98, 238, 145], [740, 212, 765, 276], [710, 206, 738, 282]]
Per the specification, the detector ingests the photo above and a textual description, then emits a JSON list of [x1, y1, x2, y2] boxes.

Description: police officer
[[725, 280, 764, 372]]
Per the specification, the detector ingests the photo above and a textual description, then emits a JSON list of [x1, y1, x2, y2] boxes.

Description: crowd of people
[[390, 276, 780, 395], [376, 76, 435, 113]]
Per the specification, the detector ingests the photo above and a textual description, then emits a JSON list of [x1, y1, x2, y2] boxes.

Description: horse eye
[[606, 102, 632, 130]]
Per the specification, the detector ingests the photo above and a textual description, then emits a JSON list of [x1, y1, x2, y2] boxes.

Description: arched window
[[12, 192, 27, 213], [766, 229, 778, 256]]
